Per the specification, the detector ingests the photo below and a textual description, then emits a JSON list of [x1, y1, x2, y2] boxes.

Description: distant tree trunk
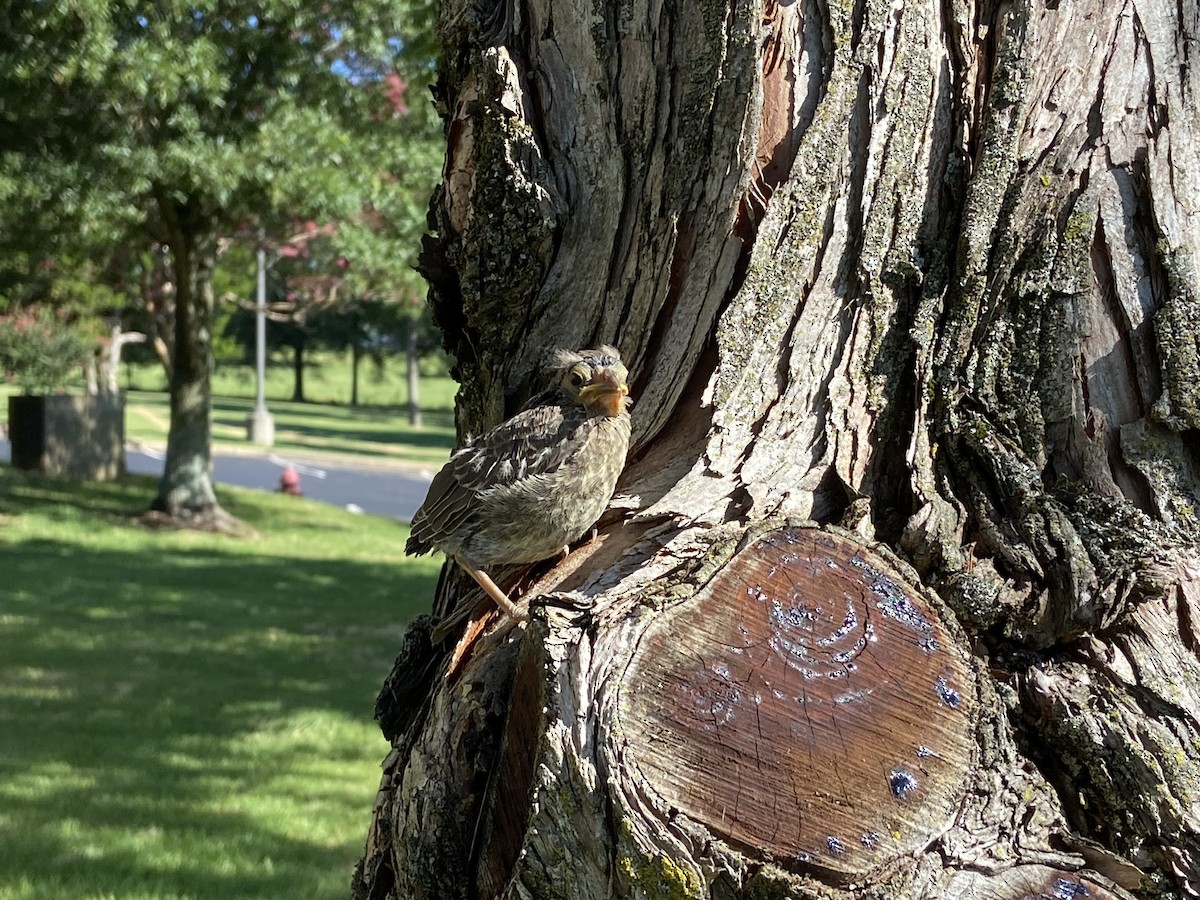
[[100, 321, 146, 395], [292, 335, 306, 403], [355, 0, 1200, 898], [150, 195, 229, 528], [141, 242, 176, 379], [351, 340, 362, 407], [406, 317, 421, 427]]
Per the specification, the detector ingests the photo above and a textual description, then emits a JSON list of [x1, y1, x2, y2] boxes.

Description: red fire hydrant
[[278, 466, 302, 496]]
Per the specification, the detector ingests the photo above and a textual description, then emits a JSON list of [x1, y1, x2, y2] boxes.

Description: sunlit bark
[[355, 0, 1200, 896]]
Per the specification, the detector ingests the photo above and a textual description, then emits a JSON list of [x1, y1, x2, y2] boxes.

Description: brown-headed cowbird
[[406, 346, 631, 622]]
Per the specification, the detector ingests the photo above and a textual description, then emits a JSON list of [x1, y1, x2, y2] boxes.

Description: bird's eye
[[569, 370, 586, 388]]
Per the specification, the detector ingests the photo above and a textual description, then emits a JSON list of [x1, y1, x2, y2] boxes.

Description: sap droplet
[[817, 604, 859, 645], [1052, 878, 1089, 899], [934, 676, 961, 709], [849, 556, 882, 579], [871, 577, 934, 635], [889, 768, 919, 798], [834, 689, 870, 705]]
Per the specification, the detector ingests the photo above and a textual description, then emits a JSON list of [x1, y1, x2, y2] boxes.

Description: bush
[[0, 305, 93, 394]]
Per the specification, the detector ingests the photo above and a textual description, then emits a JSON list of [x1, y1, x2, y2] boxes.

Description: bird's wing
[[406, 399, 592, 554], [451, 402, 589, 490]]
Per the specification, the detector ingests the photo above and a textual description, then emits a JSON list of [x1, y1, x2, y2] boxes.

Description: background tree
[[0, 305, 94, 395], [219, 205, 441, 408], [262, 223, 347, 404], [310, 296, 439, 412], [0, 0, 437, 526], [354, 0, 1200, 897], [337, 145, 443, 422], [0, 247, 133, 395]]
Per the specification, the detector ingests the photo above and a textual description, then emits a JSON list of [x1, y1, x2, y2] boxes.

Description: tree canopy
[[1, 1, 436, 240], [0, 0, 440, 521]]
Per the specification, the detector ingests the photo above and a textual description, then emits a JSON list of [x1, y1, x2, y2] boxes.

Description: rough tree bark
[[354, 0, 1200, 897]]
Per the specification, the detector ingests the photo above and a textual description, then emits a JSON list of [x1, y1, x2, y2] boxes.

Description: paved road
[[0, 440, 434, 522]]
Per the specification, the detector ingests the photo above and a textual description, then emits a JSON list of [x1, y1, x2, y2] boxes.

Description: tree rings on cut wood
[[942, 866, 1132, 899], [618, 526, 975, 881]]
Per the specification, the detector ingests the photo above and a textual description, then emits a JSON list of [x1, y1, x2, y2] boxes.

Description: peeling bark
[[357, 0, 1200, 896]]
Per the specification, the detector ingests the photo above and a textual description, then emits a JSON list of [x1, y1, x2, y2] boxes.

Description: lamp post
[[246, 236, 275, 446]]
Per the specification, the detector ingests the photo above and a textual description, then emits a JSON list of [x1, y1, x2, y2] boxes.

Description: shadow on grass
[[0, 473, 155, 520], [0, 474, 436, 899]]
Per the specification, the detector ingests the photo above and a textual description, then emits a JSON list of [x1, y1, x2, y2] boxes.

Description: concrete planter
[[7, 393, 126, 480]]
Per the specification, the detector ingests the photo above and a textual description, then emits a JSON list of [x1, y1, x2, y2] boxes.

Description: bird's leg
[[455, 556, 529, 621]]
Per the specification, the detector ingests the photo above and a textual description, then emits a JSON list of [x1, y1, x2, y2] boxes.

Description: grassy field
[[0, 470, 440, 899], [121, 355, 454, 410], [124, 392, 455, 468]]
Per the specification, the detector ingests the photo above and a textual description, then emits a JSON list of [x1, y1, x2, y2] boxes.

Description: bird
[[405, 345, 632, 626]]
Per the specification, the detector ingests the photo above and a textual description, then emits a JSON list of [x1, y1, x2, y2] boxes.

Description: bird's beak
[[580, 369, 629, 417]]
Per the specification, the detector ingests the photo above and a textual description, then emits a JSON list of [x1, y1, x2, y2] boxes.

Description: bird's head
[[553, 345, 630, 418]]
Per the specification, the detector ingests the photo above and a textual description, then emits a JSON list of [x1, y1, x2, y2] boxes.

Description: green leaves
[[0, 306, 94, 394], [1, 0, 441, 247]]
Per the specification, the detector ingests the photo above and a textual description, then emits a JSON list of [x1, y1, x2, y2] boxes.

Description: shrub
[[0, 305, 93, 394]]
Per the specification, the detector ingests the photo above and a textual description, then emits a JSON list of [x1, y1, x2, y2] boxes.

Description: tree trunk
[[150, 196, 229, 528], [351, 339, 361, 407], [102, 323, 147, 394], [142, 243, 176, 379], [355, 0, 1200, 897], [292, 334, 306, 403], [406, 316, 422, 427]]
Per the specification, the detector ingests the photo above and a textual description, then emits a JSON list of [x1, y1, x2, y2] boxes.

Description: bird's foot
[[458, 559, 529, 623]]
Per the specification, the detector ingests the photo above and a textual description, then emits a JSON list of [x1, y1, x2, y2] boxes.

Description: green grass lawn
[[0, 469, 440, 900], [124, 392, 455, 468], [122, 355, 457, 410]]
